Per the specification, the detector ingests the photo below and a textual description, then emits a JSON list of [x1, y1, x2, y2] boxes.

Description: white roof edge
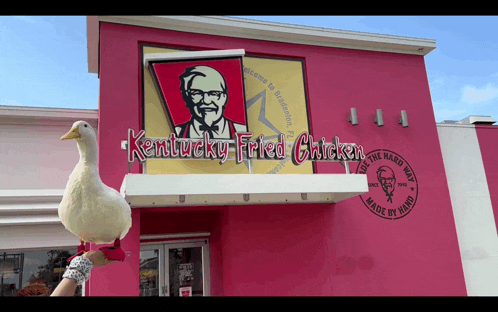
[[0, 189, 65, 198], [0, 189, 65, 227], [0, 105, 98, 120], [87, 15, 437, 74], [438, 115, 497, 126], [436, 124, 479, 128], [144, 49, 245, 67], [461, 115, 496, 125]]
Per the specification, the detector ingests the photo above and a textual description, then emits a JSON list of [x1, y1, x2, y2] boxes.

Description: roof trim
[[87, 15, 437, 74], [0, 105, 98, 119], [0, 105, 98, 126], [0, 189, 64, 227], [144, 49, 245, 67], [461, 115, 496, 125], [438, 115, 497, 126]]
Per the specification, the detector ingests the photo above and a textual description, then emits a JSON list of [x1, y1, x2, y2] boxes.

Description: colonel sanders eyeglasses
[[379, 177, 395, 186], [188, 90, 225, 103]]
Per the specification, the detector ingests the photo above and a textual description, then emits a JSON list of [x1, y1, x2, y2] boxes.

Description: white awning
[[120, 173, 368, 208]]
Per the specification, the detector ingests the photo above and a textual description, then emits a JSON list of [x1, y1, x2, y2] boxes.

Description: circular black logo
[[355, 149, 418, 220]]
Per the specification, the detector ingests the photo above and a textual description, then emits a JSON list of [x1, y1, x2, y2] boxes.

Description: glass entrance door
[[140, 240, 210, 297], [139, 245, 163, 296]]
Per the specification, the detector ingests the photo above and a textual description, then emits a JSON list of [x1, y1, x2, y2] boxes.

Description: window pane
[[140, 249, 160, 296], [169, 247, 203, 297], [0, 249, 82, 297]]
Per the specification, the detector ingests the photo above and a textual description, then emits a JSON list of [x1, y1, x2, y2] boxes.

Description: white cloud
[[461, 83, 498, 105], [434, 108, 467, 121]]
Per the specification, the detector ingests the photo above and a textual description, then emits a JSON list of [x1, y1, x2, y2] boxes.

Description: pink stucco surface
[[92, 21, 467, 296], [475, 126, 498, 238], [0, 123, 82, 190]]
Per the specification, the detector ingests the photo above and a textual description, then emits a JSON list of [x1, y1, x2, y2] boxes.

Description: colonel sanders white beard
[[192, 94, 227, 127]]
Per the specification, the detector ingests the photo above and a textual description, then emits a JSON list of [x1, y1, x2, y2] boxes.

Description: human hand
[[82, 250, 116, 267]]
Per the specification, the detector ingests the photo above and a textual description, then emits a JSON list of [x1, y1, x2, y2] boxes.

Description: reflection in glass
[[169, 247, 203, 297], [140, 249, 159, 296], [0, 249, 82, 296]]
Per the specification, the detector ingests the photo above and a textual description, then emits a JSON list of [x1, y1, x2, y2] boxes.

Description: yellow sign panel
[[143, 46, 312, 174]]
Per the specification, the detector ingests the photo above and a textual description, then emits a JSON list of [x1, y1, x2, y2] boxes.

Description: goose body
[[59, 121, 131, 246]]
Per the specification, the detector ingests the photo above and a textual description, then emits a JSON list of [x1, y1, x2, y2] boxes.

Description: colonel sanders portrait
[[377, 166, 396, 203], [175, 65, 247, 139]]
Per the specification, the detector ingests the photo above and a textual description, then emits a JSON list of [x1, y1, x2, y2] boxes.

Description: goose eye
[[84, 124, 88, 128]]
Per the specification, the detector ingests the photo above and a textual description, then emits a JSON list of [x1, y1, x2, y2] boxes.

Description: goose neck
[[77, 139, 99, 164]]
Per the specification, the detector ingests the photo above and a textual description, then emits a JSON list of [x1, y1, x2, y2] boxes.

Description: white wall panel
[[0, 224, 79, 251], [0, 107, 97, 252], [438, 125, 498, 296]]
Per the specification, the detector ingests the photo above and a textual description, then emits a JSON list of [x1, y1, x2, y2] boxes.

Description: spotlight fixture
[[374, 109, 384, 127], [399, 110, 409, 127], [348, 108, 358, 125]]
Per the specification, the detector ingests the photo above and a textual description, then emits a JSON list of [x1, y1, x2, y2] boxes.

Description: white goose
[[59, 121, 132, 262]]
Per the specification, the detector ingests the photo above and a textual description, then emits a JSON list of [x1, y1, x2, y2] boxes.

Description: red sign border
[[146, 55, 249, 139]]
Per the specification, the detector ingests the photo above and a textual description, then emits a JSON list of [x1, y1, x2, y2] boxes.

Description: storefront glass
[[140, 240, 209, 297], [168, 247, 203, 297], [0, 248, 82, 297], [140, 249, 160, 296]]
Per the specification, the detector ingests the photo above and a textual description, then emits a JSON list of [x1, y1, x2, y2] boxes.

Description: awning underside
[[120, 174, 368, 208]]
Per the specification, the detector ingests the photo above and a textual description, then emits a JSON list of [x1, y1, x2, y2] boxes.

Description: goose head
[[61, 121, 96, 142], [61, 121, 98, 163]]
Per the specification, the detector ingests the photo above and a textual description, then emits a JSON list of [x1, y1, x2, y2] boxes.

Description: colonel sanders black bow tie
[[199, 125, 219, 132]]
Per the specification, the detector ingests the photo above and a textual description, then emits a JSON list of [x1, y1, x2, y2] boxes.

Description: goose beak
[[61, 126, 81, 140]]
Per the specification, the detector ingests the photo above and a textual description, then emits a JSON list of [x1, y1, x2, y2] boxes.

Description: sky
[[1, 16, 497, 123]]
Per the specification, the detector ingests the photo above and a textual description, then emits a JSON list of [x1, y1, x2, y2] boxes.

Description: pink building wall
[[90, 21, 467, 296], [475, 126, 498, 237]]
